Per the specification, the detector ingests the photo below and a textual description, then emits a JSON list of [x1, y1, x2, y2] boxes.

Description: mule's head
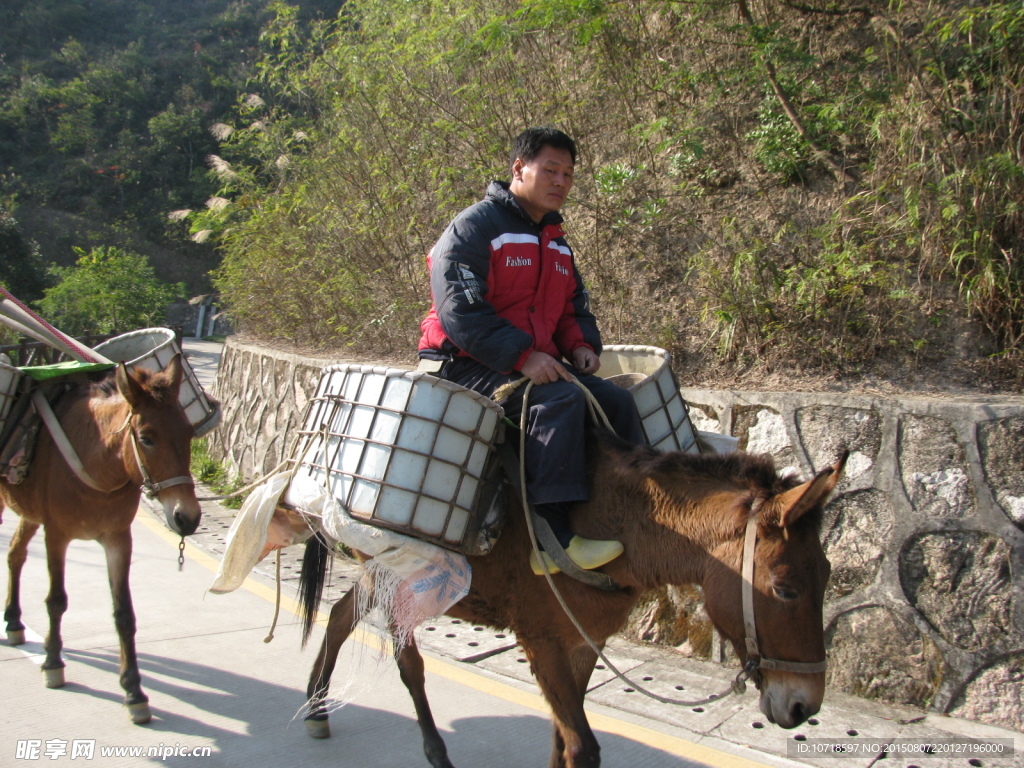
[[116, 355, 201, 536], [703, 453, 845, 729]]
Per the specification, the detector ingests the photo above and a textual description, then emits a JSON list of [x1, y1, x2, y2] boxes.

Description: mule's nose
[[173, 509, 201, 536], [762, 690, 820, 729], [790, 701, 808, 725]]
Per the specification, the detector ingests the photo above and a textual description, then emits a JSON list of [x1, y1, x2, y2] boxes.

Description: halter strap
[[740, 508, 828, 682], [741, 509, 761, 659], [124, 414, 194, 499]]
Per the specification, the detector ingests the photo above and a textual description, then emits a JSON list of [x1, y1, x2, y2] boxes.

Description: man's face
[[509, 145, 575, 223]]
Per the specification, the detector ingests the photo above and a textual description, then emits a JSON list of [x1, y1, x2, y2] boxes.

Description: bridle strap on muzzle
[[740, 509, 827, 689], [124, 416, 195, 500]]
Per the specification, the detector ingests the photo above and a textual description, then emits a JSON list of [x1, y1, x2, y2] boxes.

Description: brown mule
[[297, 430, 846, 768], [2, 356, 200, 723]]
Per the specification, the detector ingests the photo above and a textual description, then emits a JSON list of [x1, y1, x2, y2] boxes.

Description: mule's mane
[[651, 449, 792, 490], [48, 372, 128, 450], [88, 366, 178, 406], [90, 373, 121, 399], [593, 428, 826, 533], [46, 372, 120, 409]]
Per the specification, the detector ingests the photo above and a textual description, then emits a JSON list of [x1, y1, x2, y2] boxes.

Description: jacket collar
[[486, 180, 565, 229]]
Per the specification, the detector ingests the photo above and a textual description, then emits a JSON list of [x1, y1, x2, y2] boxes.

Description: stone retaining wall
[[205, 339, 340, 483], [676, 388, 1024, 732], [206, 336, 1024, 731]]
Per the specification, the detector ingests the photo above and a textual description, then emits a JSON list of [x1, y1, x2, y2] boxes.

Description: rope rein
[[195, 432, 304, 503], [195, 458, 295, 502], [263, 549, 283, 643], [509, 376, 747, 708]]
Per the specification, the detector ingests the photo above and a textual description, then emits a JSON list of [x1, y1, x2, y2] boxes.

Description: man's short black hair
[[510, 127, 577, 171]]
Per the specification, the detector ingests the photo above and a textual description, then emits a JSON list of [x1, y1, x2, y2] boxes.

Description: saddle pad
[[18, 361, 115, 381]]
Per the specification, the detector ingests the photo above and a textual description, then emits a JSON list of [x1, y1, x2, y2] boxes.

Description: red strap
[[0, 287, 100, 363]]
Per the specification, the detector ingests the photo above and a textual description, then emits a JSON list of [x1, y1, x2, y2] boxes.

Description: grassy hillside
[[195, 0, 1023, 390], [5, 0, 1019, 390], [0, 0, 342, 297]]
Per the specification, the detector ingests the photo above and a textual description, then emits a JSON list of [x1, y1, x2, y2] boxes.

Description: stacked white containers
[[95, 328, 221, 437], [292, 365, 504, 552], [598, 344, 701, 453]]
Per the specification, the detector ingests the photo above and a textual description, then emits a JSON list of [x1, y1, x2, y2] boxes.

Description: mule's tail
[[297, 533, 331, 648]]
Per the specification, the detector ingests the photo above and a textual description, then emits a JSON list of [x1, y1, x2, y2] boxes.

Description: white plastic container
[[94, 328, 221, 437], [0, 360, 23, 439], [598, 344, 702, 453], [291, 365, 505, 553]]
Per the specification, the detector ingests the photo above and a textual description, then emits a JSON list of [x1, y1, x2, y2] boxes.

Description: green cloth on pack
[[18, 361, 116, 381]]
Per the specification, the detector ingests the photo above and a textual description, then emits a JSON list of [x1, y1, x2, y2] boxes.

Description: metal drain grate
[[587, 659, 745, 729], [417, 616, 518, 662], [475, 645, 646, 691]]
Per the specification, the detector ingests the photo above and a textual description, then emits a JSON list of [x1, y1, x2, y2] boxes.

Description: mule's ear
[[771, 450, 848, 528], [116, 362, 145, 410], [166, 352, 185, 394]]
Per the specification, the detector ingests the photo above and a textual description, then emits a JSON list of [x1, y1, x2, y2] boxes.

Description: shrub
[[36, 246, 186, 335]]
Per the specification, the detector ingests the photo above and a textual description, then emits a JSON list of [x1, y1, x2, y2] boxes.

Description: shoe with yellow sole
[[530, 536, 624, 576]]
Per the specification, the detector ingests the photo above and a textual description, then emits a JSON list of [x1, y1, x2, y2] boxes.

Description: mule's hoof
[[127, 702, 152, 724], [7, 629, 26, 645], [43, 668, 65, 688], [305, 718, 331, 739]]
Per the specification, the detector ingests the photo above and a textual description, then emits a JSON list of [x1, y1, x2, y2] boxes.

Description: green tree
[[36, 246, 186, 335], [0, 209, 48, 302]]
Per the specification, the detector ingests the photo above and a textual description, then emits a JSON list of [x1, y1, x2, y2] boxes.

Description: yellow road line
[[420, 656, 767, 768], [137, 511, 768, 768]]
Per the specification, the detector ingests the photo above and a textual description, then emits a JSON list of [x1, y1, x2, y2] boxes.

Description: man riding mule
[[279, 126, 846, 767], [418, 127, 645, 575], [299, 428, 846, 768]]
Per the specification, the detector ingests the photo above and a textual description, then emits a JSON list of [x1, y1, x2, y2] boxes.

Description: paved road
[[0, 338, 1017, 768], [180, 338, 223, 397], [1, 504, 788, 768]]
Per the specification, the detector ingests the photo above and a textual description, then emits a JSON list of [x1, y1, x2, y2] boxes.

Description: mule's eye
[[773, 585, 799, 601]]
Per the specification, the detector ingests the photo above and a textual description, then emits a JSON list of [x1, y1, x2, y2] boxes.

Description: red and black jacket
[[418, 181, 602, 374]]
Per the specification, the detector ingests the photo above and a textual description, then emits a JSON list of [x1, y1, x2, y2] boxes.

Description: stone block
[[733, 405, 799, 471], [685, 402, 723, 434], [826, 606, 944, 709], [796, 405, 881, 489], [977, 416, 1024, 529], [949, 652, 1024, 731], [898, 414, 975, 519], [822, 489, 894, 600], [899, 531, 1012, 652]]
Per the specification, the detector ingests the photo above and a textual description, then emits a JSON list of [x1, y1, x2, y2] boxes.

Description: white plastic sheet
[[209, 472, 293, 594], [210, 473, 471, 646]]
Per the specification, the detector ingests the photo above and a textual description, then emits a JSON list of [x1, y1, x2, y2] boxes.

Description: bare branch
[[737, 0, 859, 183], [779, 0, 874, 18]]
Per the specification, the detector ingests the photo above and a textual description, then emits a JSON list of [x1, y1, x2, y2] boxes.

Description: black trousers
[[442, 358, 645, 506]]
